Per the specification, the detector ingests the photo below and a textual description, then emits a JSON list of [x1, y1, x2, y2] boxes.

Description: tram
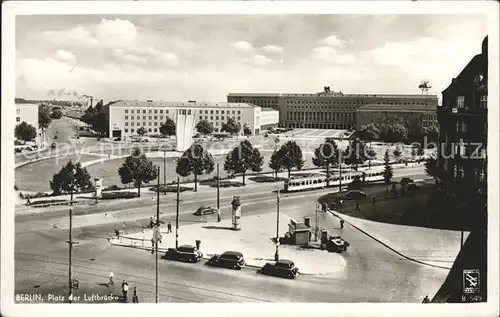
[[283, 170, 385, 192]]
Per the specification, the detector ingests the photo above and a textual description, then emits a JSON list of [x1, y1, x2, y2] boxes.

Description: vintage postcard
[[1, 1, 499, 317]]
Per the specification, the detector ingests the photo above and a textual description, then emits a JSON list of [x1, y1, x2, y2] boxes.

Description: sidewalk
[[109, 212, 346, 276], [328, 211, 468, 269]]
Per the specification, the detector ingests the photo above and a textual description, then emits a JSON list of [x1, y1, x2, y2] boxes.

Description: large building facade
[[356, 103, 438, 136], [228, 87, 438, 130], [437, 36, 488, 188], [107, 100, 278, 140], [227, 93, 280, 110], [15, 103, 39, 131]]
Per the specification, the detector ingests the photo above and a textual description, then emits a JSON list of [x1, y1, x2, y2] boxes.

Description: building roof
[[108, 100, 256, 108], [357, 103, 437, 112], [261, 108, 278, 112], [227, 93, 280, 97]]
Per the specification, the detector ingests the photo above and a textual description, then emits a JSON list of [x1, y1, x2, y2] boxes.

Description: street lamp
[[274, 189, 280, 261], [162, 150, 167, 195], [65, 177, 79, 303]]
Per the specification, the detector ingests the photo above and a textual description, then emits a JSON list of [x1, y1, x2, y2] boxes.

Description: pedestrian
[[355, 201, 360, 212], [121, 280, 129, 303], [108, 271, 114, 285], [114, 229, 120, 237], [132, 287, 139, 303], [26, 197, 31, 206], [217, 209, 221, 223], [422, 295, 430, 303], [167, 221, 172, 233], [372, 197, 376, 207], [149, 217, 154, 228], [340, 219, 344, 229]]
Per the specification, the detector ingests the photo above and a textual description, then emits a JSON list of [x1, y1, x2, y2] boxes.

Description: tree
[[269, 150, 283, 179], [90, 112, 108, 138], [411, 147, 417, 165], [196, 120, 214, 135], [159, 117, 176, 137], [348, 175, 364, 191], [358, 123, 380, 143], [49, 161, 93, 195], [38, 104, 52, 130], [277, 141, 305, 178], [50, 107, 63, 119], [137, 126, 147, 136], [223, 140, 263, 185], [424, 157, 438, 179], [383, 123, 408, 143], [393, 146, 402, 163], [118, 148, 158, 197], [175, 142, 215, 191], [343, 138, 367, 171], [423, 125, 439, 143], [220, 118, 241, 136], [417, 145, 425, 159], [15, 122, 37, 142], [365, 147, 377, 169], [383, 150, 393, 194], [311, 138, 339, 186]]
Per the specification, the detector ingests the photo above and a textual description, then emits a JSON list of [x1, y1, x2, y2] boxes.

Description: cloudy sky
[[15, 14, 486, 102]]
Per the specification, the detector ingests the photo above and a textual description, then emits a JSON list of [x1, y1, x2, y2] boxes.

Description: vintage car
[[345, 190, 367, 200], [258, 259, 299, 279], [207, 251, 246, 270], [164, 245, 203, 263], [194, 206, 217, 216], [326, 236, 350, 253]]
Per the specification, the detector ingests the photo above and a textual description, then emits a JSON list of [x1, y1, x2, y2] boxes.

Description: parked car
[[164, 245, 203, 263], [345, 190, 366, 200], [326, 236, 350, 253], [207, 251, 246, 270], [258, 259, 299, 279], [194, 206, 217, 216]]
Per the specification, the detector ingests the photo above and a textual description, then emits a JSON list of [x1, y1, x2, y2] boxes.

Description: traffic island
[[109, 212, 346, 276]]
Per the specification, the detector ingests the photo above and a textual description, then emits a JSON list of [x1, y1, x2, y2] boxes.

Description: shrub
[[149, 185, 194, 193], [100, 192, 138, 200], [103, 185, 122, 192]]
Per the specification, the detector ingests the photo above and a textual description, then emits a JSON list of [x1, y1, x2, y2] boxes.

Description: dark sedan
[[194, 206, 217, 216], [258, 259, 299, 279], [164, 245, 203, 263], [207, 251, 246, 270]]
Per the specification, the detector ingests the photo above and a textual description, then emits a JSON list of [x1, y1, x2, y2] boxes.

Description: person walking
[[422, 295, 430, 303], [132, 287, 139, 303], [167, 222, 172, 234], [108, 271, 114, 285], [121, 280, 129, 303], [149, 217, 154, 228], [355, 201, 360, 212], [340, 219, 345, 229]]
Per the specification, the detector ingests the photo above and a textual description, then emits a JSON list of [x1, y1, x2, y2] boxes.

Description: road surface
[[15, 172, 448, 303]]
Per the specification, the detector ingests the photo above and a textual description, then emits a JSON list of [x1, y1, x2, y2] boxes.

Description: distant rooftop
[[357, 103, 437, 112], [109, 100, 256, 108], [228, 92, 438, 99], [227, 93, 280, 97]]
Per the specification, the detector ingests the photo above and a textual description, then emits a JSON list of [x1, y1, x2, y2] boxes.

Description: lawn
[[15, 154, 103, 192]]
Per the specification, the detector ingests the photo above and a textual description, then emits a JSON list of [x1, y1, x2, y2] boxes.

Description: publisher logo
[[463, 269, 480, 294]]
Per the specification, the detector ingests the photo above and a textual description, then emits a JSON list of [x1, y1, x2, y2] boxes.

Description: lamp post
[[274, 190, 280, 261], [163, 150, 167, 195], [175, 177, 180, 249], [217, 163, 221, 222], [155, 166, 160, 303], [65, 180, 79, 303]]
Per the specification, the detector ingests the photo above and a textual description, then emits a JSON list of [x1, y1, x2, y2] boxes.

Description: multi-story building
[[15, 103, 39, 131], [229, 87, 438, 130], [107, 100, 278, 140], [227, 93, 280, 110], [356, 103, 438, 136], [437, 36, 488, 188]]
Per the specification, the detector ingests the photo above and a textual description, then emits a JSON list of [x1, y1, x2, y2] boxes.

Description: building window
[[149, 110, 152, 113], [131, 110, 135, 114], [131, 122, 135, 126], [125, 122, 128, 126], [154, 116, 157, 120], [148, 122, 152, 126], [216, 116, 219, 120], [154, 110, 158, 114], [16, 117, 20, 122], [125, 109, 129, 113], [166, 110, 169, 114], [211, 110, 214, 114], [125, 116, 128, 120], [221, 116, 225, 120], [205, 116, 208, 120], [131, 129, 135, 133], [238, 111, 241, 114], [148, 128, 152, 132], [210, 116, 213, 120], [143, 116, 146, 120], [480, 95, 487, 109], [221, 110, 225, 114], [237, 116, 241, 120], [143, 110, 146, 114], [160, 110, 163, 114], [125, 128, 128, 133], [154, 128, 158, 132], [215, 110, 219, 114], [160, 116, 163, 120], [199, 116, 203, 121], [205, 110, 208, 114], [456, 96, 465, 108], [154, 122, 157, 126]]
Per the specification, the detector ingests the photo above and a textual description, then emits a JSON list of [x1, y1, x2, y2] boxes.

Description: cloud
[[310, 46, 356, 64], [253, 54, 273, 66], [94, 18, 138, 48], [231, 41, 254, 53], [41, 26, 99, 47], [160, 52, 180, 66], [54, 50, 76, 64], [261, 45, 284, 54], [323, 35, 350, 48]]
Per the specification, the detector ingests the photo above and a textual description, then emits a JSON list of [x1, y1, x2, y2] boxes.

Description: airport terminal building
[[107, 100, 279, 140], [228, 87, 439, 130]]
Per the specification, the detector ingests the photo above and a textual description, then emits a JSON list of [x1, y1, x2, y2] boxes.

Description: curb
[[327, 210, 451, 270]]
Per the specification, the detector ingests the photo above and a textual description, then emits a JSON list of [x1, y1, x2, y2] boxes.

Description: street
[[15, 171, 448, 303]]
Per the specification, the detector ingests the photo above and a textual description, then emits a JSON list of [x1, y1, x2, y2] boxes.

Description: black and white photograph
[[1, 1, 499, 317]]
